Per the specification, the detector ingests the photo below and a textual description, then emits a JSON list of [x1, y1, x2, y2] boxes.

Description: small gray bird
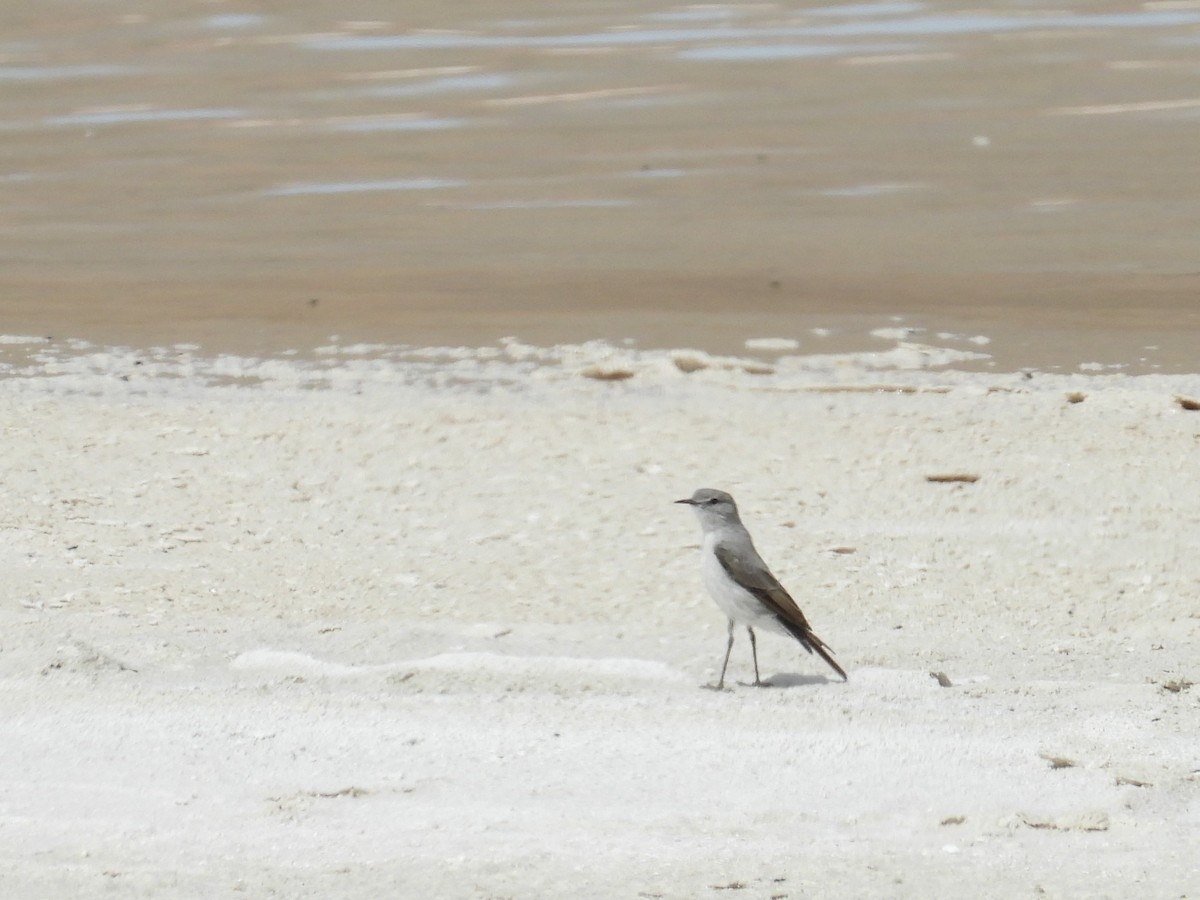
[[677, 488, 847, 689]]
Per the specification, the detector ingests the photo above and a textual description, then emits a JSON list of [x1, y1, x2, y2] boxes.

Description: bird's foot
[[701, 682, 730, 692]]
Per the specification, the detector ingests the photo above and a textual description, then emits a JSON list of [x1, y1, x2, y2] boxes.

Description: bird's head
[[675, 488, 740, 527]]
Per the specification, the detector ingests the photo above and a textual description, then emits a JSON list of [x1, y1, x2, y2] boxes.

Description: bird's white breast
[[700, 533, 788, 634]]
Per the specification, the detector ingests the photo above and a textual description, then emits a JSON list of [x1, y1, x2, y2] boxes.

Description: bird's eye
[[705, 498, 720, 505]]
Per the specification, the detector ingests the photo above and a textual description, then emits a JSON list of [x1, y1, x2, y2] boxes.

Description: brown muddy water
[[4, 0, 1200, 371]]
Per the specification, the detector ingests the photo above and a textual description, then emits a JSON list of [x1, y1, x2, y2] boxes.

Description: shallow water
[[265, 178, 469, 197], [303, 9, 1200, 50], [4, 0, 1200, 371]]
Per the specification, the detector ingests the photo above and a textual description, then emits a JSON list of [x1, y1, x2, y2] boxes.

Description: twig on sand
[[1038, 752, 1077, 769]]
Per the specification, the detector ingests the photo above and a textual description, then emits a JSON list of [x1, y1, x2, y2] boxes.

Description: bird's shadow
[[756, 672, 838, 688]]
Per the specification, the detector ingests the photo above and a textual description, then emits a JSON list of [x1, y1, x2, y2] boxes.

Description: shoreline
[[5, 299, 1199, 377]]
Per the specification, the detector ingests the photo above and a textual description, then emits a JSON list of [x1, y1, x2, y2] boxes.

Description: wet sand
[[5, 0, 1200, 370]]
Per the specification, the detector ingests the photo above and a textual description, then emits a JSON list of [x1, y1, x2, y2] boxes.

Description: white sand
[[2, 335, 1198, 898]]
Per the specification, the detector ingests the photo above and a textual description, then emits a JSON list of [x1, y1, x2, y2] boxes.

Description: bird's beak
[[674, 498, 696, 505]]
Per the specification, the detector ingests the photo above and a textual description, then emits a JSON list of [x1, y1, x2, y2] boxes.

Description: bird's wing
[[713, 542, 814, 631], [716, 542, 848, 680]]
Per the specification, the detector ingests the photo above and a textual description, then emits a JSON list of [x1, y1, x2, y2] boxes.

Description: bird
[[676, 488, 847, 689]]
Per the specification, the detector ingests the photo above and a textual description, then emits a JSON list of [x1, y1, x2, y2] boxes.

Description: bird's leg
[[748, 627, 764, 686], [707, 619, 736, 690]]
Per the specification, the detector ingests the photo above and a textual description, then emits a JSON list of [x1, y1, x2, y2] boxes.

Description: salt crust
[[1, 335, 1198, 898]]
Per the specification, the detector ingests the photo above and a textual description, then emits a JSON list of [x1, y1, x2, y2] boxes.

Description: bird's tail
[[808, 635, 848, 682], [783, 620, 848, 681]]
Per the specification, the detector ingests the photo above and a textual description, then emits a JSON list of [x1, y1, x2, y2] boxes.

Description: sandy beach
[[1, 336, 1197, 897]]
